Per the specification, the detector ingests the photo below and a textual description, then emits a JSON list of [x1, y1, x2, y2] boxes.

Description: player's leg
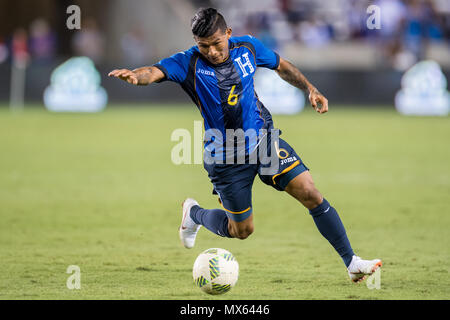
[[221, 204, 254, 240], [204, 163, 257, 240], [179, 198, 231, 248], [189, 200, 254, 240], [260, 136, 356, 266], [283, 169, 322, 210], [186, 195, 254, 240], [179, 163, 257, 248], [259, 136, 381, 280], [285, 172, 382, 281], [284, 170, 355, 267]]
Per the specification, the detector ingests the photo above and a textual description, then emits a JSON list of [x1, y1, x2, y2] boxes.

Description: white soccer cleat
[[179, 198, 202, 249], [347, 255, 383, 283]]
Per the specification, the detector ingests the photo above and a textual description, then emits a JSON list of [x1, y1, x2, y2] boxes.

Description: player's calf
[[285, 172, 356, 267]]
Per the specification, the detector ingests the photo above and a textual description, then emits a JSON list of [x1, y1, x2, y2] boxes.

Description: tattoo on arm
[[132, 67, 154, 86], [276, 60, 318, 94], [132, 66, 165, 85]]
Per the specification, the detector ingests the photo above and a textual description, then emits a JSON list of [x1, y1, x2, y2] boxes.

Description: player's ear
[[226, 27, 232, 39]]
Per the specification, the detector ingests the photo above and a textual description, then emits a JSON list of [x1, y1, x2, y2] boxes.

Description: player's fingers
[[110, 69, 129, 78], [311, 97, 321, 113], [313, 96, 327, 114], [309, 95, 317, 110], [319, 98, 329, 114], [323, 97, 329, 108], [110, 69, 127, 78], [108, 70, 122, 77], [322, 97, 329, 109], [126, 75, 138, 85], [124, 71, 137, 81], [127, 76, 138, 85], [117, 71, 137, 84], [116, 70, 132, 78]]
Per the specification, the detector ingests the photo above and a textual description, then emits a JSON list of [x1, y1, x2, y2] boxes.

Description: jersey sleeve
[[153, 49, 193, 83], [246, 35, 280, 70]]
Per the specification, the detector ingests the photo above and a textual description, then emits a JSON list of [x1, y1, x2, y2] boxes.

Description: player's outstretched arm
[[108, 66, 165, 86], [276, 57, 328, 114]]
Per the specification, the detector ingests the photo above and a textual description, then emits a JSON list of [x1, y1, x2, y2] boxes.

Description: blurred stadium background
[[0, 0, 448, 105], [0, 0, 449, 300]]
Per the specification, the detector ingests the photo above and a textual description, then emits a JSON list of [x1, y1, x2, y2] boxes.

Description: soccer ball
[[193, 248, 239, 295]]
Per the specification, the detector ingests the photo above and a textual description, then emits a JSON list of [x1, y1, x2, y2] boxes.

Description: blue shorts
[[203, 133, 309, 222]]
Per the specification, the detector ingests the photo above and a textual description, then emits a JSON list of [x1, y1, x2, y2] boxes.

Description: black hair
[[191, 8, 227, 38]]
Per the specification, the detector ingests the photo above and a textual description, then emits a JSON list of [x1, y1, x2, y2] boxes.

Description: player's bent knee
[[229, 223, 254, 240], [300, 185, 321, 204], [235, 227, 253, 240], [227, 212, 254, 239], [287, 177, 323, 208]]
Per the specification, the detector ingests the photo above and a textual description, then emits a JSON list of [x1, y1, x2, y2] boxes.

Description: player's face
[[195, 28, 232, 65]]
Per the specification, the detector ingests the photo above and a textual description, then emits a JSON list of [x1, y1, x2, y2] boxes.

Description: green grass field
[[0, 104, 449, 300]]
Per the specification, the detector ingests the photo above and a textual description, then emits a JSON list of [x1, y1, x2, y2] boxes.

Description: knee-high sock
[[190, 205, 232, 238], [309, 198, 355, 267]]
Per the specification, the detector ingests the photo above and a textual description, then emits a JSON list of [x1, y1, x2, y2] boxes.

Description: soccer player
[[109, 8, 382, 282]]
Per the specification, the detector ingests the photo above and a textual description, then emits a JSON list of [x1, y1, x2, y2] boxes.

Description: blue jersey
[[154, 35, 280, 156]]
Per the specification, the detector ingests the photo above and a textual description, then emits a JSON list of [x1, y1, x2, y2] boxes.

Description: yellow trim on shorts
[[220, 203, 252, 215], [271, 160, 300, 185]]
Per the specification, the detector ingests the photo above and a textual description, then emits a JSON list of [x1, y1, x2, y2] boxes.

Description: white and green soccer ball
[[193, 248, 239, 295]]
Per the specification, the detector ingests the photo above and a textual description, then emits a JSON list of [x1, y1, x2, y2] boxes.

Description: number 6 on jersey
[[227, 85, 239, 106]]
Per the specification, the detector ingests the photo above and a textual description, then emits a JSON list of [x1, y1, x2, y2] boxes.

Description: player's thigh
[[258, 136, 309, 192], [256, 135, 322, 209], [205, 163, 257, 239], [219, 187, 255, 239]]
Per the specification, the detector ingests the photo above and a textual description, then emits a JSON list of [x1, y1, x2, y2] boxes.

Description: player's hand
[[308, 88, 328, 114], [108, 69, 139, 85]]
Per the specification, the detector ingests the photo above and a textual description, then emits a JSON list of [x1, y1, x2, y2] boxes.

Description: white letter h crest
[[234, 52, 254, 77]]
